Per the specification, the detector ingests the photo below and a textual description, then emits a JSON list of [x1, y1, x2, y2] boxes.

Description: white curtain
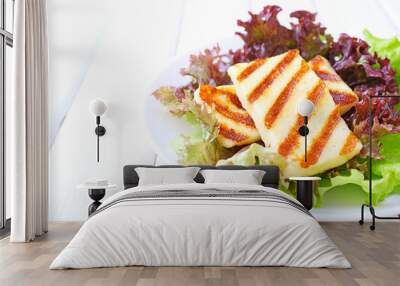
[[9, 0, 48, 242]]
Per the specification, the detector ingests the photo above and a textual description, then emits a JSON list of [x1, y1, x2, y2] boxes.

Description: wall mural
[[147, 5, 400, 214]]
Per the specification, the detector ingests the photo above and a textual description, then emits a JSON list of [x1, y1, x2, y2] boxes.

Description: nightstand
[[77, 183, 116, 216], [289, 177, 321, 210]]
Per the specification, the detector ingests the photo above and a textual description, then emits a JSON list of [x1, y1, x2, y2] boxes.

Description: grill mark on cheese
[[219, 125, 248, 142], [309, 56, 341, 82], [248, 50, 299, 103], [213, 86, 245, 109], [314, 70, 341, 82], [278, 116, 305, 158], [340, 133, 359, 156], [278, 81, 325, 157], [214, 105, 256, 128], [309, 55, 358, 114], [199, 85, 256, 128], [300, 107, 342, 168], [237, 59, 266, 81], [264, 61, 309, 129], [329, 89, 358, 105], [309, 55, 325, 66], [209, 87, 243, 109], [226, 92, 243, 109]]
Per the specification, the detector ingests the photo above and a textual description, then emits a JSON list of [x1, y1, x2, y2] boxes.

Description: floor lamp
[[359, 95, 400, 230]]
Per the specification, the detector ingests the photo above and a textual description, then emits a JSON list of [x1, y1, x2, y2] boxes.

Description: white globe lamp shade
[[297, 99, 314, 117], [89, 99, 107, 116]]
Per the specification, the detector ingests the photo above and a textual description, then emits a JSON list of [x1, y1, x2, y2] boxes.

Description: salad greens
[[152, 5, 400, 207], [216, 143, 287, 171], [364, 29, 400, 86], [153, 86, 235, 164], [172, 112, 235, 165], [317, 134, 400, 206]]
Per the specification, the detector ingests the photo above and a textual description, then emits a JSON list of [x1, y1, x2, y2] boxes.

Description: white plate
[[145, 37, 242, 164], [145, 37, 400, 221]]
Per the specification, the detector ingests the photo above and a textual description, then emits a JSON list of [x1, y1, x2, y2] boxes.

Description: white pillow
[[200, 169, 266, 185], [135, 167, 200, 186]]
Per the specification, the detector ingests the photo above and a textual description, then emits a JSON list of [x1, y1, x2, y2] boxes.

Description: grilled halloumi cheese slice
[[309, 55, 358, 114], [194, 85, 260, 148], [228, 49, 362, 176]]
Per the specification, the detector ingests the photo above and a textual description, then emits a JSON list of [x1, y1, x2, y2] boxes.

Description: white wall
[[48, 0, 400, 221], [48, 0, 185, 220]]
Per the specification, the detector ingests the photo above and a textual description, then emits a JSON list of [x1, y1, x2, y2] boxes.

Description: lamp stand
[[359, 95, 400, 230], [298, 116, 309, 162], [94, 116, 106, 162]]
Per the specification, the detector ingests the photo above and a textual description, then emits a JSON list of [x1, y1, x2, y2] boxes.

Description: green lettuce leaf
[[152, 87, 195, 117], [172, 112, 234, 165], [363, 29, 400, 86], [216, 143, 293, 195], [317, 134, 400, 207], [371, 133, 400, 203], [216, 143, 287, 169]]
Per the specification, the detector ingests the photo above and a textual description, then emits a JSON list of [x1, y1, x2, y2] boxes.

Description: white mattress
[[50, 183, 350, 269]]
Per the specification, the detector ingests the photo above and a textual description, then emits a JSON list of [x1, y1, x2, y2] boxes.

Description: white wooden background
[[48, 0, 400, 221]]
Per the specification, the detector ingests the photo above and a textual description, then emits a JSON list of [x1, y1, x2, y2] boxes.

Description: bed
[[50, 165, 350, 269]]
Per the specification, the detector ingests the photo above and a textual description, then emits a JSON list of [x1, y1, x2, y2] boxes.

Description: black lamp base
[[296, 180, 315, 210], [359, 204, 400, 231], [88, 189, 106, 216]]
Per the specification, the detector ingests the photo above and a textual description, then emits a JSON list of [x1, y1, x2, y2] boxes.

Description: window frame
[[0, 0, 13, 233]]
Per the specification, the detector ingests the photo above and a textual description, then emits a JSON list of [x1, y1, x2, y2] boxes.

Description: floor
[[0, 222, 399, 286]]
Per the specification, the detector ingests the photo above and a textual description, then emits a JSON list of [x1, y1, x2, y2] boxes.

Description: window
[[0, 0, 13, 234]]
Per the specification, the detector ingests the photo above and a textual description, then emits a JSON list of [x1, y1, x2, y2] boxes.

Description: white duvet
[[50, 183, 350, 269]]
